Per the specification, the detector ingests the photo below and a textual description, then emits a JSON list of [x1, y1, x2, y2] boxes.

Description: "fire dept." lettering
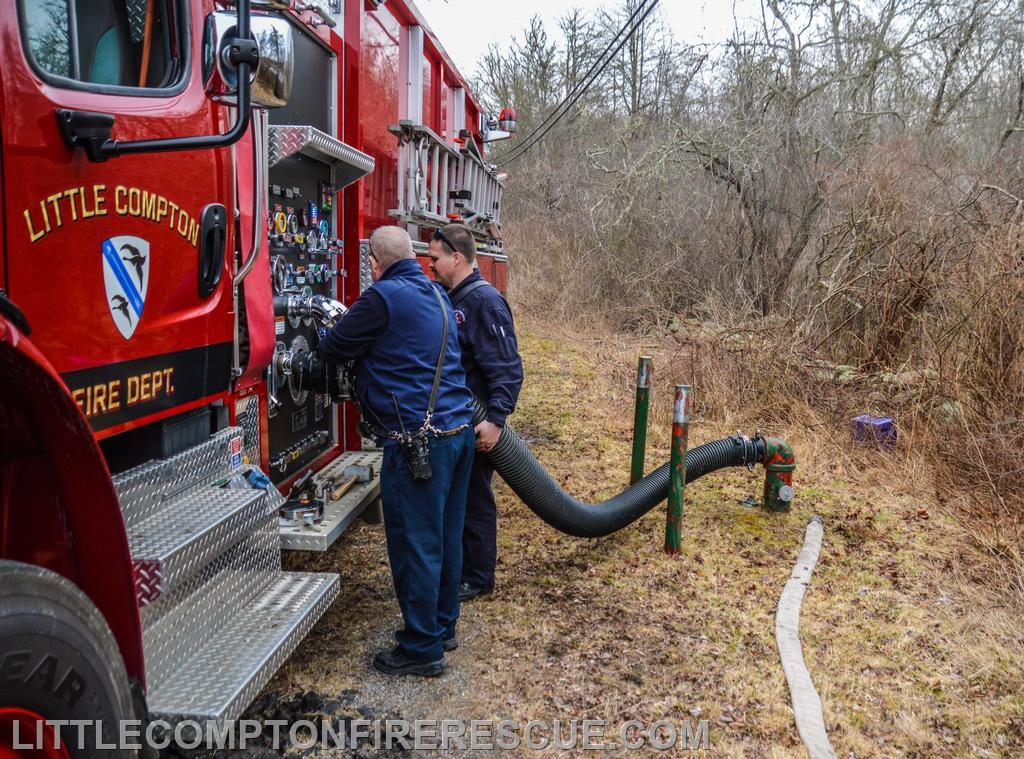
[[23, 184, 199, 248], [71, 368, 175, 419]]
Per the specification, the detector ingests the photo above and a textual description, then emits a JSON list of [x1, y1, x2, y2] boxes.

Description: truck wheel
[[0, 560, 136, 758]]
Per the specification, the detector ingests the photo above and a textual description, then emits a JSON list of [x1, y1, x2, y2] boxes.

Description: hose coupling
[[730, 431, 761, 471], [307, 294, 348, 328], [272, 293, 348, 328], [274, 347, 295, 378]]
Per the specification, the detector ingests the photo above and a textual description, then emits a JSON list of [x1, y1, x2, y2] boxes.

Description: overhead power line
[[495, 0, 661, 167], [499, 0, 653, 161], [496, 0, 659, 166]]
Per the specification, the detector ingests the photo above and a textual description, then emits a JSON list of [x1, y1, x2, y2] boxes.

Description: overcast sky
[[415, 0, 760, 78]]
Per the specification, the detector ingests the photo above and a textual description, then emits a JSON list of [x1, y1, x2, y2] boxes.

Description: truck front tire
[[0, 560, 136, 758]]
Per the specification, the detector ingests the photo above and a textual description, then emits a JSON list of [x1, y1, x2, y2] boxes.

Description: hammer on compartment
[[330, 464, 374, 501]]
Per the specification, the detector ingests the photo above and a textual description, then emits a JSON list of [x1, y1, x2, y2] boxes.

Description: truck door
[[1, 0, 235, 438]]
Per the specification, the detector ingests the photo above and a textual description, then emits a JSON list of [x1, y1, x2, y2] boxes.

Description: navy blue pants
[[380, 427, 475, 662], [461, 455, 497, 591]]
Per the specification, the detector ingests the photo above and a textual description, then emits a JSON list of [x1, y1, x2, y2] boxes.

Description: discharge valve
[[268, 294, 354, 406], [273, 293, 348, 328]]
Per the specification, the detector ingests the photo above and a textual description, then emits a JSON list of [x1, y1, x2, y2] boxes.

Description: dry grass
[[268, 316, 1024, 757]]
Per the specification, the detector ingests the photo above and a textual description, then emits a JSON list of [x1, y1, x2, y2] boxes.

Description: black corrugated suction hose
[[474, 401, 765, 538]]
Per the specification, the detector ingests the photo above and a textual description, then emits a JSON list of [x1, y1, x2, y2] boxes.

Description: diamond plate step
[[146, 571, 339, 725], [141, 522, 280, 690], [128, 486, 272, 606], [114, 428, 245, 528], [279, 450, 383, 551]]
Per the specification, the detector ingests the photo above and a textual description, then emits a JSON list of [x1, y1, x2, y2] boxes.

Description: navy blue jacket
[[447, 271, 523, 427], [317, 258, 473, 442]]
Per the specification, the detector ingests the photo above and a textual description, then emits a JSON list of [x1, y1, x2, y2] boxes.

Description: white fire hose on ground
[[776, 515, 837, 759]]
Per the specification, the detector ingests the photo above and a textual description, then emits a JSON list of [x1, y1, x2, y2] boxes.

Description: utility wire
[[495, 0, 661, 167], [496, 0, 657, 166], [500, 0, 653, 160], [496, 0, 658, 166]]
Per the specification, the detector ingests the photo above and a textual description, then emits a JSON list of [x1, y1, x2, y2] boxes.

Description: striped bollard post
[[665, 384, 691, 555], [629, 356, 653, 485]]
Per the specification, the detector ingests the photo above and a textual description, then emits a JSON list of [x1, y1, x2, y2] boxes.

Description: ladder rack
[[388, 121, 505, 254]]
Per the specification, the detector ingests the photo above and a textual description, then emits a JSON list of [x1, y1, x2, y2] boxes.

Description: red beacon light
[[497, 108, 518, 134]]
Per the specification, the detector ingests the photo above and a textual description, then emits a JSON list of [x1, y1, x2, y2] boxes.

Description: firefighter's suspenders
[[450, 279, 489, 309]]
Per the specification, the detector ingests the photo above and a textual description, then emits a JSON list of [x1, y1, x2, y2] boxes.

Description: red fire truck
[[0, 0, 512, 749]]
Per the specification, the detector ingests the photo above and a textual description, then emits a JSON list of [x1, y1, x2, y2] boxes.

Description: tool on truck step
[[280, 469, 325, 525], [329, 464, 375, 501]]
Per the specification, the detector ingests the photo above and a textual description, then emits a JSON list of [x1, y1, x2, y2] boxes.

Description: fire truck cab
[[0, 0, 509, 748]]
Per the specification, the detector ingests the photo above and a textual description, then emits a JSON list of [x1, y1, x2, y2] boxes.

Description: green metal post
[[665, 384, 691, 554], [629, 356, 653, 485]]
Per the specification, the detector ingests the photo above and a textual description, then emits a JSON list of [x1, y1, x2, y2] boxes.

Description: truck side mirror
[[252, 17, 295, 108], [206, 13, 294, 109]]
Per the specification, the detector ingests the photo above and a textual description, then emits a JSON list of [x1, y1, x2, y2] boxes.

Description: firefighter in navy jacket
[[428, 224, 524, 600], [318, 226, 475, 677]]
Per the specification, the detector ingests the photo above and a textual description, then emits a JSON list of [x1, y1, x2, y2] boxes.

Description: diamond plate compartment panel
[[359, 239, 372, 292], [235, 395, 262, 468], [268, 125, 375, 190], [147, 571, 339, 725], [279, 451, 382, 552], [114, 429, 244, 528], [141, 522, 279, 690], [128, 487, 272, 605]]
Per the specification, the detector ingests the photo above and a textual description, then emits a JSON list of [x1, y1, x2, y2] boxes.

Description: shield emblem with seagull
[[102, 235, 150, 340]]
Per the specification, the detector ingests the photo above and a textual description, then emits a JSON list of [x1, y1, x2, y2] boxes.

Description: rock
[[835, 366, 858, 384], [936, 400, 964, 424]]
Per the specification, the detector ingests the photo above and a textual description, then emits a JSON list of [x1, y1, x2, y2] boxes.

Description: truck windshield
[[20, 0, 184, 90]]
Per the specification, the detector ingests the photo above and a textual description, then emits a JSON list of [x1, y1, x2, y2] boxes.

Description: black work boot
[[392, 629, 458, 653], [372, 648, 447, 677], [458, 581, 493, 602]]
